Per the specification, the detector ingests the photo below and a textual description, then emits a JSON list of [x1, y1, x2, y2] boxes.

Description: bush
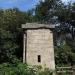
[[0, 62, 53, 75]]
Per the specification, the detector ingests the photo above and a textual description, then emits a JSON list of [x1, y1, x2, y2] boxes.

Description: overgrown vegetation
[[0, 61, 53, 75]]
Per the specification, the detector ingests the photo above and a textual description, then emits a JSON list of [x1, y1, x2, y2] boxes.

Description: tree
[[55, 43, 72, 65], [0, 8, 34, 63], [0, 29, 18, 63], [35, 0, 63, 23]]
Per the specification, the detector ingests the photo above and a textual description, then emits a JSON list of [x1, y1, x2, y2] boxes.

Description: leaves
[[0, 62, 53, 75]]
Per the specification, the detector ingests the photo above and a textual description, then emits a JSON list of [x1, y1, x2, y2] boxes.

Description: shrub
[[0, 62, 53, 75]]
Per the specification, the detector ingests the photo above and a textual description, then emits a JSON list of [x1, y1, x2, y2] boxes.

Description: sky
[[0, 0, 39, 11], [0, 0, 75, 11]]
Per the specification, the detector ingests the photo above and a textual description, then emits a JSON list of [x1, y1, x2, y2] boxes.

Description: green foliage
[[0, 8, 33, 30], [35, 0, 75, 23], [0, 8, 34, 63], [35, 0, 63, 22], [0, 28, 18, 63], [0, 62, 53, 75], [55, 43, 72, 65]]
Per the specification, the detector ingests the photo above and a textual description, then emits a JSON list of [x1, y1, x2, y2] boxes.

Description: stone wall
[[25, 29, 55, 70]]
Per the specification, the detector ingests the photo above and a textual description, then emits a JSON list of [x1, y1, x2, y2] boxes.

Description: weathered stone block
[[25, 29, 55, 70]]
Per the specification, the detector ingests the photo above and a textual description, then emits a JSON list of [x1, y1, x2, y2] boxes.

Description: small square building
[[22, 23, 55, 70]]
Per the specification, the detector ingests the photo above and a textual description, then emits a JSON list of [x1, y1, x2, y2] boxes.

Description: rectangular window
[[38, 55, 41, 63]]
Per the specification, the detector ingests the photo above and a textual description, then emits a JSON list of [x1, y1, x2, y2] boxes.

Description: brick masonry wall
[[26, 29, 55, 70]]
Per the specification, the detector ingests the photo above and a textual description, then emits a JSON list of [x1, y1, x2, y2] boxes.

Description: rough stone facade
[[22, 23, 55, 70]]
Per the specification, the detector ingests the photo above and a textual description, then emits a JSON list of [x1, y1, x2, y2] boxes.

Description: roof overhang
[[22, 23, 55, 29]]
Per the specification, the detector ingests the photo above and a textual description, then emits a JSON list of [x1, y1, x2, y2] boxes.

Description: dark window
[[38, 55, 41, 62]]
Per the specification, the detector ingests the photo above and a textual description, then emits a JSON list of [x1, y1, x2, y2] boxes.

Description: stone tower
[[22, 23, 55, 70]]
